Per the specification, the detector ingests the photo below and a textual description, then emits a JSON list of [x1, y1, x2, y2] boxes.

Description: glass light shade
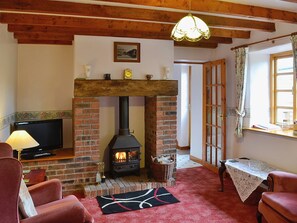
[[171, 13, 211, 42], [6, 130, 39, 152]]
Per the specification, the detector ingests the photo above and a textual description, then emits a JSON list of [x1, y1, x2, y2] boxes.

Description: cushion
[[19, 179, 38, 218], [262, 192, 297, 222]]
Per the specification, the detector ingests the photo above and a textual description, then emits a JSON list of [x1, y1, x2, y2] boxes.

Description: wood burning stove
[[109, 96, 141, 178]]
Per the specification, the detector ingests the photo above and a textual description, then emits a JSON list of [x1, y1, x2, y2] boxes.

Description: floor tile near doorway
[[176, 149, 201, 169]]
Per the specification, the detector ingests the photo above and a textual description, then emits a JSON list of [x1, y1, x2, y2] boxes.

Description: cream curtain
[[291, 34, 297, 78], [235, 47, 249, 137]]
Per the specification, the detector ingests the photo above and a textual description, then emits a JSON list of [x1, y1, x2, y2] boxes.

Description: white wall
[[74, 36, 174, 168], [74, 36, 174, 80], [17, 45, 74, 111], [174, 46, 215, 62], [17, 45, 74, 148], [173, 65, 182, 146], [237, 130, 297, 171], [248, 53, 270, 125], [174, 64, 190, 147], [0, 24, 18, 141], [190, 65, 203, 159], [174, 63, 203, 159]]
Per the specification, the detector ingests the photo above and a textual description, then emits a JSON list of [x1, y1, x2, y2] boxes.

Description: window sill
[[244, 128, 297, 139]]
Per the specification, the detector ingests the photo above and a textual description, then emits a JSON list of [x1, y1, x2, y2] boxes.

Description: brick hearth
[[84, 170, 175, 198]]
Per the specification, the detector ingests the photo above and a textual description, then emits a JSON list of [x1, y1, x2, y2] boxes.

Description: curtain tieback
[[235, 109, 245, 117]]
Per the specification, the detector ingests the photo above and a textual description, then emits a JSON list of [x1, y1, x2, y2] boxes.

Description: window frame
[[270, 51, 296, 125]]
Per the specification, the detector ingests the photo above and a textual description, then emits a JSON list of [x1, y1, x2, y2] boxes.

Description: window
[[270, 52, 295, 125]]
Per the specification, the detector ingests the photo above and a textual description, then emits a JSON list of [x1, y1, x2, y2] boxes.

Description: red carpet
[[80, 166, 259, 223]]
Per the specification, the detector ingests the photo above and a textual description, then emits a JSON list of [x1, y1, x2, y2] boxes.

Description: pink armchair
[[0, 143, 94, 223], [257, 171, 297, 223], [0, 142, 13, 157]]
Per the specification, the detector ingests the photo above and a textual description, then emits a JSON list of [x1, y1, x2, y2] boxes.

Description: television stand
[[20, 148, 74, 163]]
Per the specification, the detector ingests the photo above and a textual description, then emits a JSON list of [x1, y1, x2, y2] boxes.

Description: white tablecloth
[[225, 159, 277, 202]]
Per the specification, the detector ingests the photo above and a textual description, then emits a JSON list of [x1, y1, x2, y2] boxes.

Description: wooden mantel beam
[[0, 0, 275, 32], [74, 80, 178, 97], [105, 0, 297, 23]]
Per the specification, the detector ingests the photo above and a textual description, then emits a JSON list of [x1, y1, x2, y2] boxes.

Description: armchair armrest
[[268, 170, 297, 193], [20, 198, 86, 223], [28, 179, 62, 206]]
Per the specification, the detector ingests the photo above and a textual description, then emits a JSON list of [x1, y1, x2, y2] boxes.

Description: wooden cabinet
[[23, 169, 46, 186]]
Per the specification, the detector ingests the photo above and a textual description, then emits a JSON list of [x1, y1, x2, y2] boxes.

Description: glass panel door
[[203, 59, 226, 171]]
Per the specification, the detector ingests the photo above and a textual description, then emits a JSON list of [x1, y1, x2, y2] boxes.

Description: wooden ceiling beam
[[8, 24, 172, 40], [174, 41, 218, 49], [197, 14, 275, 32], [17, 39, 72, 45], [7, 25, 228, 48], [8, 25, 233, 44], [0, 13, 173, 32], [105, 0, 297, 23], [210, 28, 250, 39], [281, 0, 297, 3], [200, 37, 232, 44], [13, 32, 74, 41], [2, 13, 250, 39], [0, 0, 275, 32]]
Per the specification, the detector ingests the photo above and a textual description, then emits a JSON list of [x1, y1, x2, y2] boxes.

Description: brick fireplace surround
[[22, 80, 178, 195]]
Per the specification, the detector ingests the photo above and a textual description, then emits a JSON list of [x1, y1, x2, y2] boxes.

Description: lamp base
[[17, 149, 22, 161]]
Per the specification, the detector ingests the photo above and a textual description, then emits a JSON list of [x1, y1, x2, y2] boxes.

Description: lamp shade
[[6, 130, 39, 151], [171, 13, 210, 42]]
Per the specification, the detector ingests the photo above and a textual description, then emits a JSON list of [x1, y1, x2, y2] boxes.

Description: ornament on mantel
[[84, 64, 91, 79], [163, 67, 170, 80]]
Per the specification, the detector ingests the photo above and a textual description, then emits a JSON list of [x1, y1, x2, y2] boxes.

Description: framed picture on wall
[[114, 42, 140, 63]]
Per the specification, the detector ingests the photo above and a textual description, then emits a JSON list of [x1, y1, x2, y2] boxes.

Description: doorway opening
[[174, 63, 203, 169], [174, 59, 226, 172]]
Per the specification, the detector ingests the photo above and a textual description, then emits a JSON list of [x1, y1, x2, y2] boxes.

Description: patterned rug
[[97, 187, 179, 214]]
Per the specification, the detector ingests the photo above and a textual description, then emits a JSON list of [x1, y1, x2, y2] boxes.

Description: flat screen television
[[13, 119, 63, 159]]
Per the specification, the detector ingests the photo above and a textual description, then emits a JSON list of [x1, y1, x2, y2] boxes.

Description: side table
[[23, 169, 47, 186], [218, 157, 250, 192], [218, 158, 276, 202]]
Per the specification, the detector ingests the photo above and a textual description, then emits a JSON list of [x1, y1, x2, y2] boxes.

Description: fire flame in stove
[[115, 152, 126, 162]]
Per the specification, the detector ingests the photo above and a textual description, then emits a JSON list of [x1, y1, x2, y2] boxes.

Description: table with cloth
[[219, 158, 277, 202]]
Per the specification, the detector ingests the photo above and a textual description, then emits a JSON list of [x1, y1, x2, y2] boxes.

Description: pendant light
[[171, 1, 210, 42]]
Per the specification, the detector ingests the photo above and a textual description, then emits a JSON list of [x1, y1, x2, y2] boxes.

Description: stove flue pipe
[[119, 96, 130, 135]]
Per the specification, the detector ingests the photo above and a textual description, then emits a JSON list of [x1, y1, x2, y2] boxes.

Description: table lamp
[[6, 130, 39, 160]]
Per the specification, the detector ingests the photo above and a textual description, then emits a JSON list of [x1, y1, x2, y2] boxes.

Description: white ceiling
[[220, 0, 297, 13]]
